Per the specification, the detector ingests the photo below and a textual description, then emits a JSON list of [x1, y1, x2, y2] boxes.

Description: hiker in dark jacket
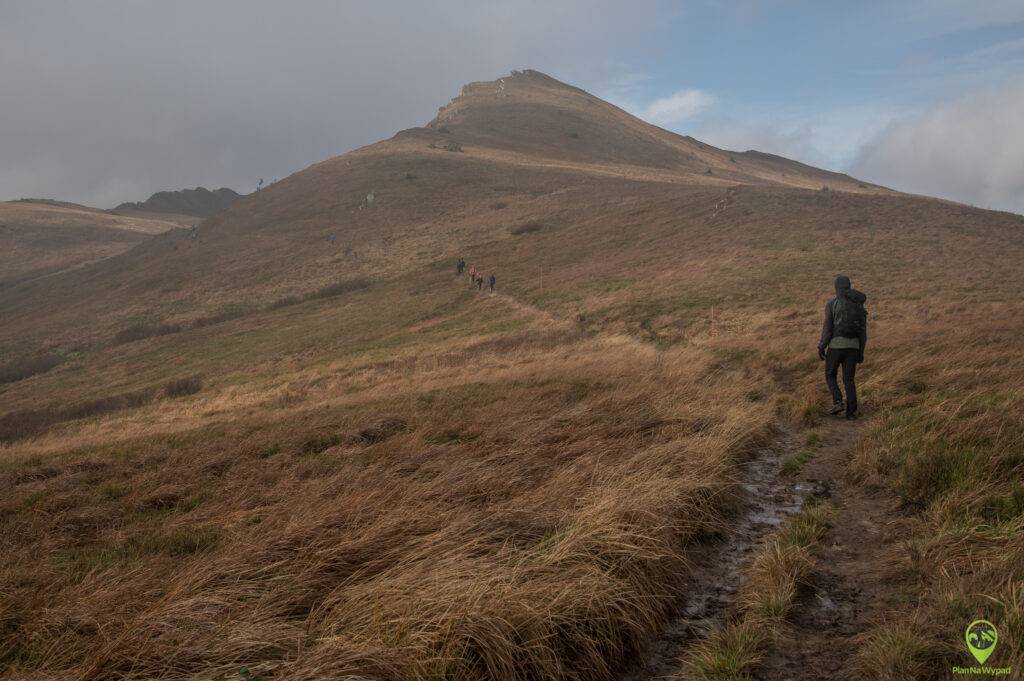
[[476, 274, 484, 290], [488, 273, 495, 292], [457, 258, 465, 276], [817, 274, 867, 418]]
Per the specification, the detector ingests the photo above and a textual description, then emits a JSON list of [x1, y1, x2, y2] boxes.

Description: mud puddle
[[618, 427, 827, 680]]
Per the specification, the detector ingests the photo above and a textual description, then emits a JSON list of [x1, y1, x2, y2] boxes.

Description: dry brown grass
[[0, 308, 777, 678], [847, 318, 1024, 677], [0, 201, 177, 287], [2, 70, 1024, 679]]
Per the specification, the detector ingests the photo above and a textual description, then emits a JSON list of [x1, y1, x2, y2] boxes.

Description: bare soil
[[619, 417, 907, 681]]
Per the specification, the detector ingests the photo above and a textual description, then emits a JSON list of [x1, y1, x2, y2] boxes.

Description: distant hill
[[0, 201, 179, 286], [114, 186, 244, 218]]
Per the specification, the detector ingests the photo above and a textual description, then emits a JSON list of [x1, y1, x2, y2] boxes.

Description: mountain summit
[[0, 70, 923, 354]]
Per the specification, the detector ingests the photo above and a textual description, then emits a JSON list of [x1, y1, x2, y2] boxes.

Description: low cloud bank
[[850, 80, 1024, 214]]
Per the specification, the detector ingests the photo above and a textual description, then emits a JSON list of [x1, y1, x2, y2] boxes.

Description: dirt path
[[618, 426, 828, 681], [754, 419, 905, 680], [619, 417, 904, 680]]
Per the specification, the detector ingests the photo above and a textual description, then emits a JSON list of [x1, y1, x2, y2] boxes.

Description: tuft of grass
[[113, 322, 182, 345], [101, 483, 129, 500], [300, 433, 343, 455], [684, 621, 767, 681], [852, 619, 945, 681], [255, 444, 280, 459], [780, 448, 814, 475], [510, 221, 543, 235], [165, 375, 203, 398]]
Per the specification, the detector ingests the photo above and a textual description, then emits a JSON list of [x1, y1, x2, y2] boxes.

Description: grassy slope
[[1, 71, 1023, 679], [0, 201, 181, 287]]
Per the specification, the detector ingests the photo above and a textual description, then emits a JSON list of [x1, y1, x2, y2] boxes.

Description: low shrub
[[193, 307, 249, 328], [510, 221, 543, 235], [267, 279, 370, 311], [0, 352, 64, 384], [113, 323, 182, 345], [0, 387, 157, 443], [165, 375, 203, 398], [267, 295, 302, 310], [309, 278, 371, 300], [445, 142, 463, 152]]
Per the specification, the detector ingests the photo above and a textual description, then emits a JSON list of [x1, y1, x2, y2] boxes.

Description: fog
[[0, 0, 668, 207]]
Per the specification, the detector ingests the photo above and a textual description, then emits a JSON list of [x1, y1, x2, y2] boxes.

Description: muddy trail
[[753, 420, 906, 680], [618, 426, 828, 681], [618, 418, 903, 680]]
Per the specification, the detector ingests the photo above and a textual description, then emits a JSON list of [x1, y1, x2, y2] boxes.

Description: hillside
[[1, 70, 1022, 680], [0, 201, 181, 287], [113, 186, 244, 218], [0, 70, 890, 355]]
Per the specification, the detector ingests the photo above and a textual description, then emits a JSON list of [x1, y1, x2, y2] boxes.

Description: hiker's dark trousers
[[825, 347, 858, 414]]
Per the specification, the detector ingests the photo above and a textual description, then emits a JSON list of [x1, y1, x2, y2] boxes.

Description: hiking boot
[[825, 401, 845, 416], [845, 410, 859, 420]]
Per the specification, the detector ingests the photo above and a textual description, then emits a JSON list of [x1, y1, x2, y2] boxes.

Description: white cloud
[[642, 89, 717, 126], [0, 0, 674, 207], [696, 122, 818, 163], [692, 102, 900, 172], [850, 79, 1024, 213]]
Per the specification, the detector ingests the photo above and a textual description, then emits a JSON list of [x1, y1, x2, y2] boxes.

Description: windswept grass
[[0, 311, 774, 679], [849, 329, 1024, 677]]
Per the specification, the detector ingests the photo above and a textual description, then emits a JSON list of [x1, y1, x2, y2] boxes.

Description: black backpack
[[834, 290, 867, 338]]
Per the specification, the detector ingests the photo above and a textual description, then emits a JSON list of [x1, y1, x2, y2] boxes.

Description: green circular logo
[[965, 620, 998, 665]]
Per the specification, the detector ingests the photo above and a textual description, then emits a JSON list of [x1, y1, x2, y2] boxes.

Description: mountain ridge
[[113, 186, 244, 218]]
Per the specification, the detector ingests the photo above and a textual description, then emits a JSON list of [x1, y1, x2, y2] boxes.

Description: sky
[[1, 0, 1022, 213]]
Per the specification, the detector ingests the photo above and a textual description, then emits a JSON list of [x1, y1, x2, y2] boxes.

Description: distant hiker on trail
[[469, 264, 477, 281], [488, 273, 495, 292], [818, 274, 867, 419], [457, 258, 465, 276], [475, 274, 484, 290]]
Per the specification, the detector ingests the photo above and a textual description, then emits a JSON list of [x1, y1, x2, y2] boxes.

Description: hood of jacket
[[834, 275, 866, 304]]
